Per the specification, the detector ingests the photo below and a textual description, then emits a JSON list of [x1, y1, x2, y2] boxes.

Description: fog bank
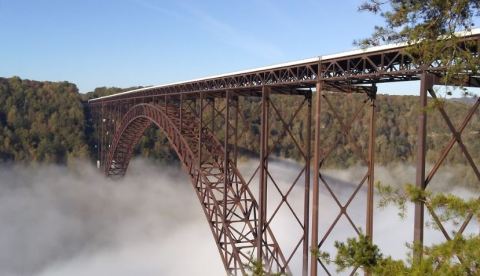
[[0, 159, 477, 275], [0, 159, 224, 276]]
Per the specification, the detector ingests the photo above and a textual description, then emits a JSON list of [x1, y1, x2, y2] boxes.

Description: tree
[[0, 77, 89, 163], [358, 0, 480, 88], [324, 183, 480, 275], [322, 2, 480, 274]]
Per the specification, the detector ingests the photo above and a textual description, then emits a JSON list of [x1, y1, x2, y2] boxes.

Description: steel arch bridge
[[88, 30, 480, 275]]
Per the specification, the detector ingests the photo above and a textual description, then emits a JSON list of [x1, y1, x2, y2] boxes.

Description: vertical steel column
[[365, 88, 375, 276], [211, 97, 215, 134], [96, 106, 100, 169], [257, 86, 270, 263], [303, 90, 312, 276], [224, 91, 230, 263], [198, 93, 204, 169], [366, 87, 376, 240], [164, 94, 167, 111], [310, 81, 322, 276], [414, 72, 433, 261], [233, 95, 239, 167], [179, 94, 183, 133], [101, 103, 105, 171]]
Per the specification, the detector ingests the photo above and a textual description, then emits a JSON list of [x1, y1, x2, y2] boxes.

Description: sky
[[0, 0, 478, 95]]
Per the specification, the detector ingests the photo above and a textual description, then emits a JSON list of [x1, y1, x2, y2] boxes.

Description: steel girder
[[88, 35, 479, 105]]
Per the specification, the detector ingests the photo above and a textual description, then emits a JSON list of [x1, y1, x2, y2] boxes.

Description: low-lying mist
[[0, 159, 477, 275], [0, 159, 224, 276]]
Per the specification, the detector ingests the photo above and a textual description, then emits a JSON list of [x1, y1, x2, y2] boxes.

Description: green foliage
[[375, 181, 408, 218], [332, 233, 480, 275], [247, 258, 285, 276], [376, 182, 480, 227], [1, 76, 479, 173], [133, 127, 178, 165], [333, 233, 383, 274], [310, 247, 331, 265], [329, 182, 480, 275], [3, 79, 479, 170], [358, 0, 480, 88], [358, 0, 480, 45], [351, 3, 480, 262], [0, 77, 89, 163]]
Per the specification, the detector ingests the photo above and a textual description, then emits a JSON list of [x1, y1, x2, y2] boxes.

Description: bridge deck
[[89, 29, 480, 104]]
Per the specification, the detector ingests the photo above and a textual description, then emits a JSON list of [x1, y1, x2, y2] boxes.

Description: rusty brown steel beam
[[427, 89, 480, 182], [100, 104, 104, 170], [233, 96, 239, 167], [413, 72, 434, 262], [179, 94, 183, 133], [422, 88, 480, 244], [424, 97, 480, 188], [224, 91, 230, 264], [254, 91, 310, 273], [88, 83, 383, 106], [310, 81, 322, 276], [303, 90, 312, 276], [366, 85, 376, 241], [312, 89, 374, 275], [198, 93, 204, 173], [258, 86, 270, 265], [89, 32, 480, 105]]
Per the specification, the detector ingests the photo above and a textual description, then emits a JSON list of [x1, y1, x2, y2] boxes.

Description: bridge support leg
[[224, 91, 230, 264], [101, 103, 105, 171], [303, 90, 312, 276], [414, 72, 434, 262], [179, 94, 183, 133], [257, 86, 270, 265], [310, 81, 322, 276], [365, 85, 377, 276], [366, 85, 376, 241], [233, 95, 239, 168], [210, 97, 215, 134], [198, 93, 204, 169]]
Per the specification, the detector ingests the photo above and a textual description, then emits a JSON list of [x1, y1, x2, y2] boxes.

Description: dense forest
[[0, 77, 89, 163], [0, 76, 479, 170]]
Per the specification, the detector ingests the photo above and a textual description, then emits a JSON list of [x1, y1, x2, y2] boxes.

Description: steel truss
[[310, 83, 376, 276], [413, 73, 480, 261], [90, 89, 312, 275], [88, 32, 480, 275]]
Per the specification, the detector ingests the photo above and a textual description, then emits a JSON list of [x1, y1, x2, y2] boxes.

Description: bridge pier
[[303, 90, 312, 276], [366, 84, 377, 241], [413, 72, 434, 261], [310, 81, 322, 276], [310, 81, 378, 276], [257, 86, 270, 267]]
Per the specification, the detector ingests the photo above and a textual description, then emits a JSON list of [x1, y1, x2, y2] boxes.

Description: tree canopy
[[358, 0, 480, 87], [0, 77, 89, 163], [320, 2, 480, 274]]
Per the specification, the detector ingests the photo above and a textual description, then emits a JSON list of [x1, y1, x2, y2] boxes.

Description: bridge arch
[[104, 103, 287, 275], [105, 104, 195, 177]]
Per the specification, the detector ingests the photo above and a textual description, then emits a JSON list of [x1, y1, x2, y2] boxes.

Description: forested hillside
[[0, 77, 478, 168], [0, 77, 89, 163]]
